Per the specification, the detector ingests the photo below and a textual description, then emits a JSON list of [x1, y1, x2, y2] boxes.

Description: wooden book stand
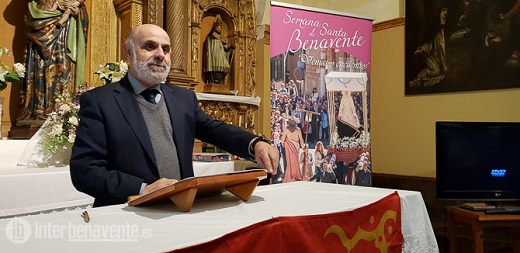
[[128, 169, 267, 212]]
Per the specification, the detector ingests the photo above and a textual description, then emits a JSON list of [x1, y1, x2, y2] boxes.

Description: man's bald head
[[124, 24, 172, 87]]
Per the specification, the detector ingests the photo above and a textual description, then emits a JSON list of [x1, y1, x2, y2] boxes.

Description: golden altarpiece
[[90, 0, 262, 151]]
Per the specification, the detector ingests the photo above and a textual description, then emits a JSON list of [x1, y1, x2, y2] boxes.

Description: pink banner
[[270, 5, 373, 70], [270, 3, 373, 186]]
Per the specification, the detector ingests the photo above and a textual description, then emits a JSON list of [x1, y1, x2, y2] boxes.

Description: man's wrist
[[248, 136, 270, 161]]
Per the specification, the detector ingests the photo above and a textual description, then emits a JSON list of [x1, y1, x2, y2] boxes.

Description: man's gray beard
[[131, 58, 170, 84]]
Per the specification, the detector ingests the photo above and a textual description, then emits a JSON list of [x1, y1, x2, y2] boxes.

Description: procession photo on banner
[[270, 49, 371, 186], [269, 3, 374, 186]]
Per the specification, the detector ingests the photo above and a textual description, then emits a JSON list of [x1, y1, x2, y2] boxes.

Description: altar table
[[0, 182, 439, 252], [0, 140, 255, 218]]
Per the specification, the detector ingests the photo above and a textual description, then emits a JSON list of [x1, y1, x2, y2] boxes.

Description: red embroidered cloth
[[171, 192, 402, 253]]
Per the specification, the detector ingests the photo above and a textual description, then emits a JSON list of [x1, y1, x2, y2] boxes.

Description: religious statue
[[17, 0, 88, 121], [337, 91, 361, 138], [203, 15, 235, 85]]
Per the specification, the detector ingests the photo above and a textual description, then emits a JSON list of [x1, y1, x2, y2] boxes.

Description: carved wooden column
[[234, 0, 257, 97], [165, 0, 197, 89]]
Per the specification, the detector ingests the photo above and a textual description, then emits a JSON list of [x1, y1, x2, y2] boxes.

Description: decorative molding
[[197, 99, 258, 134], [190, 20, 201, 85], [196, 93, 260, 106], [113, 0, 143, 25], [145, 0, 163, 25], [113, 0, 143, 59], [372, 17, 404, 32]]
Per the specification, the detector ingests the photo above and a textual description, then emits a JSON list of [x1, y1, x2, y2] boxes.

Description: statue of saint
[[17, 0, 88, 121], [203, 15, 235, 85], [337, 91, 362, 138]]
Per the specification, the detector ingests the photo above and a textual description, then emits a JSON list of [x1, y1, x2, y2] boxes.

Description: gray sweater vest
[[138, 96, 181, 179]]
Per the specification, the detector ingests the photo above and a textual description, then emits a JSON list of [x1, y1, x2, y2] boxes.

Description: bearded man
[[70, 24, 278, 207]]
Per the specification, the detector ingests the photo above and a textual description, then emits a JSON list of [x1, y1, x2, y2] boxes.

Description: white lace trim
[[403, 229, 440, 253], [0, 204, 92, 219]]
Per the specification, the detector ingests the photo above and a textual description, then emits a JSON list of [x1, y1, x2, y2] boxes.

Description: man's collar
[[128, 72, 162, 95]]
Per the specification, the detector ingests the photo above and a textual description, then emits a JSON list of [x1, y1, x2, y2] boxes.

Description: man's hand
[[254, 141, 279, 174], [143, 178, 178, 195]]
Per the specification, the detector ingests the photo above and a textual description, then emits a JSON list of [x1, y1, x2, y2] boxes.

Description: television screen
[[436, 121, 520, 201]]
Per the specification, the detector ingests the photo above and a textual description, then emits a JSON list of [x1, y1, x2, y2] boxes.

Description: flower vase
[[52, 144, 73, 167]]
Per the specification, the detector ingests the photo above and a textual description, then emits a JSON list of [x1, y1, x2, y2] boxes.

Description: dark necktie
[[141, 89, 159, 104]]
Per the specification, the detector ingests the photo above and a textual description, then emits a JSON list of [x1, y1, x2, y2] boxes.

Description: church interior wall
[[2, 0, 520, 178]]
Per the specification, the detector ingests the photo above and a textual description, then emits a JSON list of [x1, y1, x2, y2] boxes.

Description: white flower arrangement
[[39, 85, 86, 154], [0, 47, 25, 91], [37, 60, 125, 156], [94, 60, 128, 84], [330, 130, 370, 149]]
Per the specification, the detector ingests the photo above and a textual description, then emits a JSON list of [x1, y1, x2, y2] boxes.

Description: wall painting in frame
[[405, 0, 520, 95]]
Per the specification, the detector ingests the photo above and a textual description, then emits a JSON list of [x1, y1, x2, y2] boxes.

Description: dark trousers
[[309, 166, 322, 182], [335, 162, 347, 184]]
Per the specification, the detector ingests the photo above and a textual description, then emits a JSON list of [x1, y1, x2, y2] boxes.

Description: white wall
[[266, 0, 403, 23]]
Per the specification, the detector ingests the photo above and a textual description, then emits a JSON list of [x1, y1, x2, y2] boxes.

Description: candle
[[239, 116, 242, 127]]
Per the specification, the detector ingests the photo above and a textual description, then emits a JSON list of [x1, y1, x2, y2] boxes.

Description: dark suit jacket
[[70, 76, 257, 207]]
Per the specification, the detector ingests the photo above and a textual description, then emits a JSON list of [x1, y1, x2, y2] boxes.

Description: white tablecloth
[[0, 182, 438, 252], [0, 140, 256, 217]]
